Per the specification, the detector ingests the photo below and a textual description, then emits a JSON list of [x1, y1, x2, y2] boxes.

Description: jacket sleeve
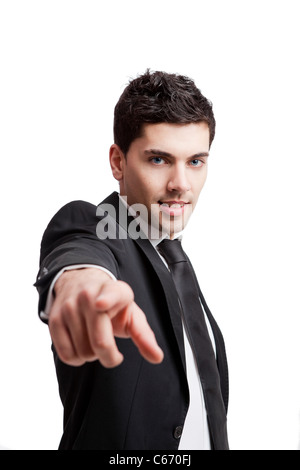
[[34, 200, 119, 322]]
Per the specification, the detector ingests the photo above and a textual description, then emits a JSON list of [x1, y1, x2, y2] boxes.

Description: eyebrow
[[144, 149, 209, 159]]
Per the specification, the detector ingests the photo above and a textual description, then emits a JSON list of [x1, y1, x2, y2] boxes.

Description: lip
[[159, 200, 189, 206], [158, 200, 190, 216]]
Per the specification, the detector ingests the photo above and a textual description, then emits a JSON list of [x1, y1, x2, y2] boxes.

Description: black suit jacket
[[35, 192, 229, 450]]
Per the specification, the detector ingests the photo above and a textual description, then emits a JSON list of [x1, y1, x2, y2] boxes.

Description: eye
[[190, 159, 203, 167], [151, 157, 165, 165]]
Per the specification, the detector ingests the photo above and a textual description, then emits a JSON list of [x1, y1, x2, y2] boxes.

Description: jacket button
[[173, 426, 183, 439]]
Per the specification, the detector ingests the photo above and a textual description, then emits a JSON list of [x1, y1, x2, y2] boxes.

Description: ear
[[109, 144, 125, 181]]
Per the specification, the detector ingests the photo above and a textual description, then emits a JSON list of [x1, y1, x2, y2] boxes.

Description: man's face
[[111, 122, 210, 238]]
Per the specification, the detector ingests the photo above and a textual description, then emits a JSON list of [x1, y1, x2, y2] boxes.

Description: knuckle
[[61, 299, 77, 320], [101, 357, 121, 369], [77, 288, 93, 303], [93, 336, 111, 351], [117, 281, 134, 301], [48, 312, 62, 331], [75, 343, 96, 363], [74, 353, 92, 366], [62, 298, 75, 312], [56, 345, 76, 365]]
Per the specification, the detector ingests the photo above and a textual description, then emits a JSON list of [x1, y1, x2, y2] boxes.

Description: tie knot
[[157, 239, 187, 265]]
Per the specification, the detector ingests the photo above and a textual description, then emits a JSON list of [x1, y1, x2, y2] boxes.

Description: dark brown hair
[[113, 69, 216, 155]]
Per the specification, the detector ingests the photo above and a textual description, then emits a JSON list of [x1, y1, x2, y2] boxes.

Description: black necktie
[[157, 238, 229, 450]]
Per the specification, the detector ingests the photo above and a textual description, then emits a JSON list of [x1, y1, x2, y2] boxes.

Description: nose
[[167, 164, 191, 193]]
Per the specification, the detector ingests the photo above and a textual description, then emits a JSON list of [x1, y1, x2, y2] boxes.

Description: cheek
[[124, 167, 143, 189], [125, 168, 157, 201], [189, 175, 207, 202], [136, 171, 162, 195], [194, 169, 208, 191]]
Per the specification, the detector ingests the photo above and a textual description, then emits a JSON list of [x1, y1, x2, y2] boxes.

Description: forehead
[[137, 122, 210, 154]]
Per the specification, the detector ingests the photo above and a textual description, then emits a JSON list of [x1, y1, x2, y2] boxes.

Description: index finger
[[125, 303, 164, 364]]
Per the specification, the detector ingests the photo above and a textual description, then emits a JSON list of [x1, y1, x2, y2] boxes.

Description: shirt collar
[[118, 194, 184, 248]]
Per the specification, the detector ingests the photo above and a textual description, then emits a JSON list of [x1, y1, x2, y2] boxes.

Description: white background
[[0, 0, 299, 450]]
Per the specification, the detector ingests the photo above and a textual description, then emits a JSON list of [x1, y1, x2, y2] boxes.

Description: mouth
[[158, 200, 190, 216]]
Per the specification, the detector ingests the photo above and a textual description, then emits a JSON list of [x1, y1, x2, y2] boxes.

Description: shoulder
[[40, 200, 99, 260], [50, 200, 97, 224], [47, 192, 119, 227]]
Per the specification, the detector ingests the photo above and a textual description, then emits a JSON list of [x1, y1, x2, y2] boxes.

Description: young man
[[35, 70, 229, 450]]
